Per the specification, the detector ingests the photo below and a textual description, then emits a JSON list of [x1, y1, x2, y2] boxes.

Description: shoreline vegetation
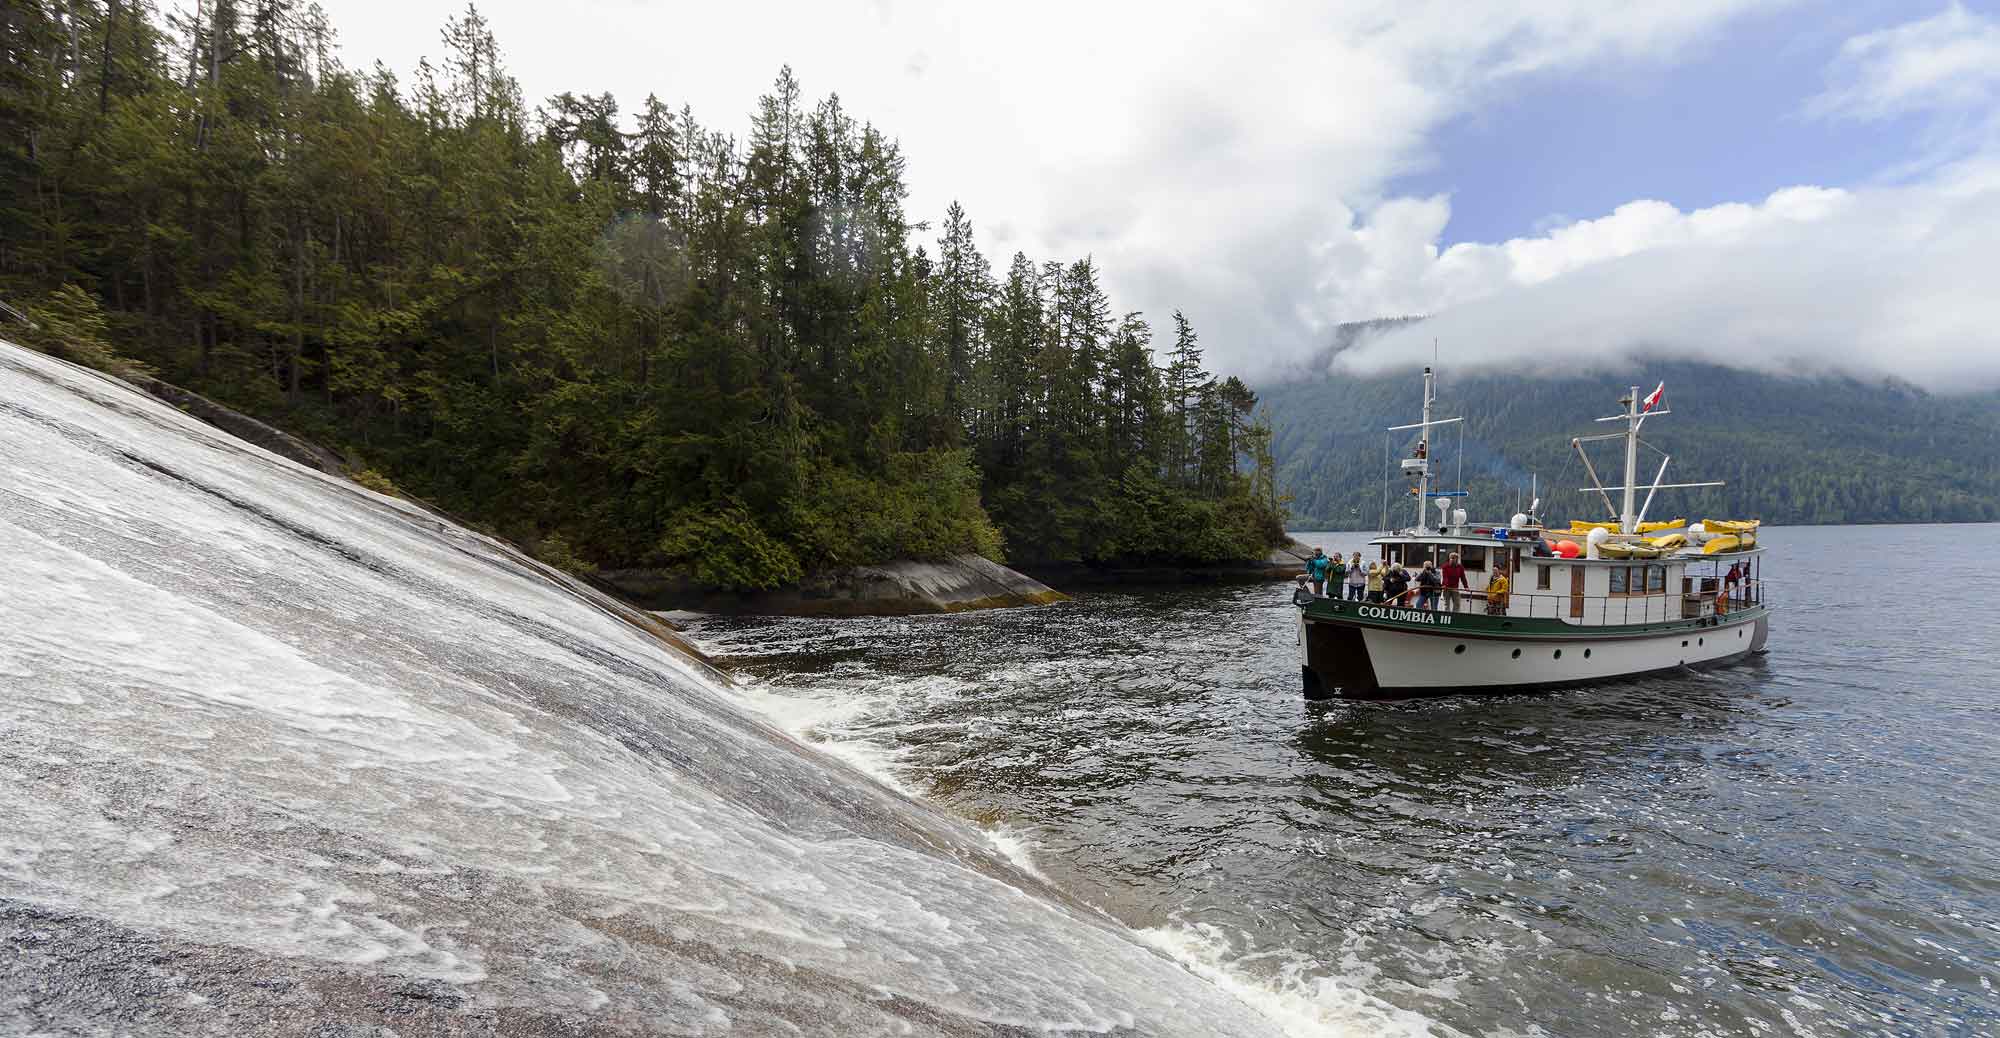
[[1, 3, 1288, 611]]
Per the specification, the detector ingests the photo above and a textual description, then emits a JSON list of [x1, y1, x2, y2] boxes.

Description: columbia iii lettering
[[1357, 605, 1452, 626]]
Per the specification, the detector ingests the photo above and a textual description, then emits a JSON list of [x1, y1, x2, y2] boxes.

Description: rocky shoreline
[[595, 553, 1067, 617], [1012, 541, 1313, 589]]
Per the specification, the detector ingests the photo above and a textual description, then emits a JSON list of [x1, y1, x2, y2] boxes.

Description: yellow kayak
[[1571, 517, 1686, 534], [1702, 519, 1761, 534], [1646, 533, 1688, 549], [1702, 535, 1741, 554]]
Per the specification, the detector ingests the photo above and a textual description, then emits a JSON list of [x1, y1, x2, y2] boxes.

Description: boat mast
[[1416, 365, 1435, 533], [1621, 385, 1641, 535], [1579, 383, 1723, 529]]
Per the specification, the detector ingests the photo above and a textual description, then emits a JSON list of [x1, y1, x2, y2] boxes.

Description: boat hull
[[1298, 608, 1769, 699]]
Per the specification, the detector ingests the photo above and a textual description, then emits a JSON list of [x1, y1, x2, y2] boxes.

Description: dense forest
[[1264, 324, 2000, 530], [0, 2, 1286, 589]]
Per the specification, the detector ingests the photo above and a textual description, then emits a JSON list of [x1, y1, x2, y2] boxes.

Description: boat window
[[1609, 566, 1630, 595], [1648, 565, 1666, 594], [1461, 546, 1487, 572], [1384, 544, 1401, 565], [1537, 564, 1552, 590]]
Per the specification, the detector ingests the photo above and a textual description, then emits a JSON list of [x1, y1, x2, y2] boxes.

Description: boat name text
[[1357, 605, 1453, 625]]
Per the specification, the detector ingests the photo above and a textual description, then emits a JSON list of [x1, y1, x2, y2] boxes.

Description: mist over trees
[[0, 1, 1286, 588], [1264, 360, 2000, 530]]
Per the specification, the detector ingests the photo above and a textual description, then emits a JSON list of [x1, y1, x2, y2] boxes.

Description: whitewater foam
[[682, 617, 1452, 1038]]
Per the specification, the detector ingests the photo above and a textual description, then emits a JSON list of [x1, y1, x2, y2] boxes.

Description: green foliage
[[20, 284, 151, 378], [656, 506, 802, 591], [0, 3, 1286, 592], [532, 532, 596, 578], [348, 467, 402, 498], [793, 451, 1006, 567]]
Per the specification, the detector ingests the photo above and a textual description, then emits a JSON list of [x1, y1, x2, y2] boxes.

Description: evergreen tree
[[0, 3, 1288, 588]]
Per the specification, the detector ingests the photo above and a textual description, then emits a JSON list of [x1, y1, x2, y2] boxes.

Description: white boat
[[1296, 369, 1770, 698]]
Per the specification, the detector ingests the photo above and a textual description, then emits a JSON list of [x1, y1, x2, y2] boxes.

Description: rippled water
[[685, 524, 2000, 1036]]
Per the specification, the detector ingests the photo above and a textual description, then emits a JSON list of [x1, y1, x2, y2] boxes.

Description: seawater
[[686, 524, 2000, 1036]]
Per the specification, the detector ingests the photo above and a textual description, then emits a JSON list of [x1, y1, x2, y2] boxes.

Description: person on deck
[[1485, 566, 1511, 615], [1346, 553, 1368, 600], [1365, 562, 1385, 603], [1442, 552, 1468, 612], [1292, 574, 1317, 607], [1724, 562, 1742, 603], [1306, 548, 1331, 596], [1327, 552, 1346, 598], [1415, 561, 1442, 610], [1382, 565, 1410, 607]]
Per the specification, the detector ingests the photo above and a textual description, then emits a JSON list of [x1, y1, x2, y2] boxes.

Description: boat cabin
[[1367, 533, 1763, 626]]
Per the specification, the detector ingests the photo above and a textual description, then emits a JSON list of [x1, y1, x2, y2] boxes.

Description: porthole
[[1681, 639, 1688, 647], [1453, 644, 1466, 655], [1511, 648, 1522, 659], [1583, 648, 1592, 659], [1738, 629, 1744, 638], [1553, 649, 1563, 660], [1698, 637, 1704, 646]]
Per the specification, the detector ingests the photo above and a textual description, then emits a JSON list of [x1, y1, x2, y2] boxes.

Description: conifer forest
[[0, 2, 1288, 589]]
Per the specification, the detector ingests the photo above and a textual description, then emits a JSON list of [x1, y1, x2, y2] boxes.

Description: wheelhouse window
[[1614, 564, 1667, 596], [1462, 545, 1488, 572], [1537, 564, 1552, 590]]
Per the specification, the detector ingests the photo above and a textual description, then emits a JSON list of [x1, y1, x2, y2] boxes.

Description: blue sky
[[1397, 1, 1982, 244]]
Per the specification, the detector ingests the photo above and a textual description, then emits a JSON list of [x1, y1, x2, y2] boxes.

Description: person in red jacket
[[1442, 552, 1469, 613]]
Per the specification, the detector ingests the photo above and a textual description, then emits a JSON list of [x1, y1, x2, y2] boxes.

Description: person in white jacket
[[1345, 552, 1368, 600]]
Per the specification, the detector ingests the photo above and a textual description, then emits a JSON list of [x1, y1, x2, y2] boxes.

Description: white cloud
[[304, 0, 1774, 371], [1317, 6, 2000, 394], [1809, 2, 2000, 121], [1330, 168, 2000, 392]]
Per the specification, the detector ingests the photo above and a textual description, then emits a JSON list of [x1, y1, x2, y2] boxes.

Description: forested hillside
[[1264, 330, 2000, 529], [0, 3, 1284, 589]]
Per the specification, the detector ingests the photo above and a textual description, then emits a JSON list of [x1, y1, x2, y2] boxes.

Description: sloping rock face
[[132, 373, 351, 475], [599, 554, 1066, 617], [0, 342, 1281, 1037]]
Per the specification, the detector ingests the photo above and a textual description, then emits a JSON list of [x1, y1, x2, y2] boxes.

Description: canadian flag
[[1641, 382, 1665, 413]]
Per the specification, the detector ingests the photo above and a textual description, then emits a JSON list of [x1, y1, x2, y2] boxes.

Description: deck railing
[[1316, 579, 1767, 627]]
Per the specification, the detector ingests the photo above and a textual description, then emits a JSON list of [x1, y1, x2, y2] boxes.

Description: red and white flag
[[1641, 382, 1665, 413]]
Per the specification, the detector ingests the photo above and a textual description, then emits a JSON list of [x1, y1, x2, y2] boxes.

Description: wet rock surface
[[0, 342, 1282, 1037]]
